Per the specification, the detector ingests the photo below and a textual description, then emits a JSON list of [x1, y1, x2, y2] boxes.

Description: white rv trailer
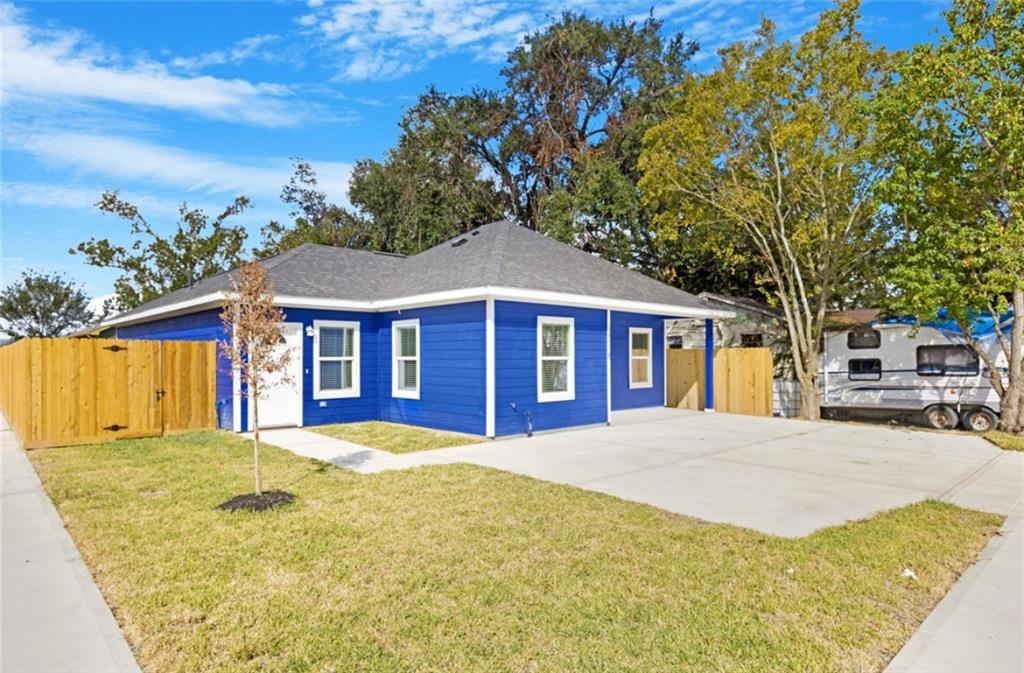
[[821, 322, 1006, 432]]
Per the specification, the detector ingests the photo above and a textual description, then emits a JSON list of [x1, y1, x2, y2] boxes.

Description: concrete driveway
[[405, 408, 1023, 537]]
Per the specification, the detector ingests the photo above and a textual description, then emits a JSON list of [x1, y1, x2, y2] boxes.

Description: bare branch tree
[[219, 263, 290, 495]]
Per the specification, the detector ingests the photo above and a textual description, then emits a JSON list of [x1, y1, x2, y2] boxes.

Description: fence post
[[704, 319, 715, 412]]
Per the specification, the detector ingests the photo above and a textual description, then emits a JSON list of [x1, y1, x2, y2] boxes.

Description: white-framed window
[[392, 318, 420, 399], [629, 327, 653, 389], [537, 316, 575, 402], [313, 320, 360, 399]]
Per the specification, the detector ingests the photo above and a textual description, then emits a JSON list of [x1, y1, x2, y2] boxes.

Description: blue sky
[[1, 0, 949, 304]]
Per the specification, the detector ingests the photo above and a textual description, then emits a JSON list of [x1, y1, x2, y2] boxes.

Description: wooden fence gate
[[0, 337, 217, 448], [666, 347, 774, 417]]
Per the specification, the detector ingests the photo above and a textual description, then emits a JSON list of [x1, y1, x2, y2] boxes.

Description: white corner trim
[[662, 319, 669, 407], [391, 318, 420, 400], [98, 285, 734, 329], [231, 323, 242, 432], [537, 315, 575, 403], [485, 298, 496, 437], [606, 309, 612, 419], [628, 326, 654, 389], [312, 320, 361, 400]]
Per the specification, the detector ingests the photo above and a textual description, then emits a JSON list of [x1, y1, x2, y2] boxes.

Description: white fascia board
[[485, 288, 735, 319], [99, 285, 733, 328], [97, 292, 225, 329]]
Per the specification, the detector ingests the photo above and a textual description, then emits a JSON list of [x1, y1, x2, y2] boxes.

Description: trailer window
[[916, 345, 979, 376], [740, 333, 763, 347], [848, 358, 882, 381], [848, 328, 881, 349]]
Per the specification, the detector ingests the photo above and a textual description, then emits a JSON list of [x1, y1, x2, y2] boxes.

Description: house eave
[[98, 286, 733, 330]]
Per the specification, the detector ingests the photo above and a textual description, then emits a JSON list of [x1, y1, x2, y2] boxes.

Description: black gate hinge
[[103, 424, 126, 432]]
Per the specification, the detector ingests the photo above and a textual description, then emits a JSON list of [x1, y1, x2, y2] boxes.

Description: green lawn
[[311, 420, 483, 453], [986, 431, 1024, 452], [30, 431, 999, 673]]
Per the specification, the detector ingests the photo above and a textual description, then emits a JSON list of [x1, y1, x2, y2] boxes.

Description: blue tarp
[[880, 308, 1015, 340]]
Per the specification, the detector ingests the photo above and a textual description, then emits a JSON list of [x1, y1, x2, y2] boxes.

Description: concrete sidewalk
[[1, 417, 140, 673], [885, 502, 1023, 673]]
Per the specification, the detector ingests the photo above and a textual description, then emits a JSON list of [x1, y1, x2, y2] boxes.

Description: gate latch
[[103, 424, 126, 432], [155, 388, 166, 401]]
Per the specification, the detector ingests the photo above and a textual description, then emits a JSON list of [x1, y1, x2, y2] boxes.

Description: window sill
[[538, 392, 575, 403], [392, 389, 420, 400], [314, 389, 361, 400], [628, 382, 654, 390]]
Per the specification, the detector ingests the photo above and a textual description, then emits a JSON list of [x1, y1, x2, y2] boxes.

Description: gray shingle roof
[[111, 221, 725, 321]]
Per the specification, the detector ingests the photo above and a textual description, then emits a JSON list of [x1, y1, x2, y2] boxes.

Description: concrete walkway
[[1, 416, 140, 673]]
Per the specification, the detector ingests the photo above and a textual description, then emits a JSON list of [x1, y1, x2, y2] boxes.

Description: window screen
[[848, 328, 881, 349], [916, 345, 979, 376], [394, 324, 419, 393], [629, 328, 652, 388], [848, 358, 882, 381], [315, 324, 357, 395], [541, 323, 570, 393]]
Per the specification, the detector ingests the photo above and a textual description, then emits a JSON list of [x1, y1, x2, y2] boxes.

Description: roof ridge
[[484, 220, 512, 286], [261, 243, 314, 271]]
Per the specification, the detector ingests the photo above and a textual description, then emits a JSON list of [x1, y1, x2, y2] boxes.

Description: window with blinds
[[392, 319, 420, 399], [629, 327, 653, 388], [537, 316, 574, 402], [313, 320, 360, 399]]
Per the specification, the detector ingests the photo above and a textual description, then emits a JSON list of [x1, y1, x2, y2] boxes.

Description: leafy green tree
[[73, 191, 250, 312], [878, 0, 1023, 432], [256, 159, 371, 257], [0, 270, 96, 339], [640, 0, 892, 419], [346, 94, 505, 254]]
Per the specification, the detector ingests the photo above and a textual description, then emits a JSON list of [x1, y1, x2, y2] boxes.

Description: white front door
[[250, 322, 303, 429]]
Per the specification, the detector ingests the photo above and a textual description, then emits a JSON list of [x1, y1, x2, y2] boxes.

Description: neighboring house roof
[[696, 292, 784, 320], [103, 220, 732, 327]]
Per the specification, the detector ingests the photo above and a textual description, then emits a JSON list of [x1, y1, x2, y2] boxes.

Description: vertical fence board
[[0, 337, 217, 448], [666, 347, 773, 417]]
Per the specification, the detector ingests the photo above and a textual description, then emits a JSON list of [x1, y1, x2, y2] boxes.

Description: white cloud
[[316, 0, 536, 80], [1, 181, 181, 215], [169, 34, 282, 73], [0, 5, 301, 126], [5, 132, 353, 204]]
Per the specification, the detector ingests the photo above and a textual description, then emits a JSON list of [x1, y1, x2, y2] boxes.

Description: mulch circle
[[217, 490, 295, 512]]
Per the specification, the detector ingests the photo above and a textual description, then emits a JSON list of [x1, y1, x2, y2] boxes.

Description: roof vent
[[471, 230, 480, 236], [451, 238, 468, 248]]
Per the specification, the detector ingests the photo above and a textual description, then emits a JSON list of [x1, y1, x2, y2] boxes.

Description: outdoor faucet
[[508, 402, 533, 437]]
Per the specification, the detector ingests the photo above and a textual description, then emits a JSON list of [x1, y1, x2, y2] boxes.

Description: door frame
[[246, 321, 304, 430]]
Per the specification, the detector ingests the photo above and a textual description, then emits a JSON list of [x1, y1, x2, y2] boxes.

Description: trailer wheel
[[961, 407, 998, 433], [923, 405, 959, 430]]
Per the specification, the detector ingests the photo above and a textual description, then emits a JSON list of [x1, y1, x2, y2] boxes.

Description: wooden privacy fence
[[666, 347, 774, 417], [0, 337, 217, 449]]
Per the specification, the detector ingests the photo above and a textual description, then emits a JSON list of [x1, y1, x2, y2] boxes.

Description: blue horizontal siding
[[494, 301, 607, 436], [610, 312, 666, 411], [115, 309, 234, 428], [377, 302, 486, 435], [278, 308, 380, 428]]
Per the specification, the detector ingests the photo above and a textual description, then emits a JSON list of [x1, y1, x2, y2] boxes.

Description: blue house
[[99, 221, 731, 437]]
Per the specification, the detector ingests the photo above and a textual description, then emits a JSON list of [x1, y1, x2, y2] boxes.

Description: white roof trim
[[99, 285, 733, 329]]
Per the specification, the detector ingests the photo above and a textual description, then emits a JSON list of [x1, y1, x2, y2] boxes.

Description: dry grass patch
[[986, 431, 1024, 452], [311, 420, 482, 453], [30, 431, 999, 673]]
